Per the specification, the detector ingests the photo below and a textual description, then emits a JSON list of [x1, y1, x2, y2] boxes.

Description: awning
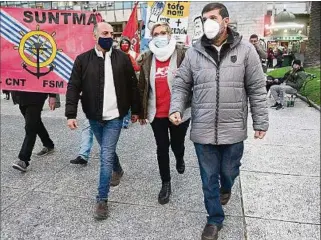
[[265, 34, 308, 41]]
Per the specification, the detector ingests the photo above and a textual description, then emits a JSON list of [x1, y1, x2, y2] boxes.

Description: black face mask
[[98, 37, 113, 51]]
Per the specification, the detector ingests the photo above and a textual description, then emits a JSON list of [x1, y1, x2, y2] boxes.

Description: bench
[[286, 73, 317, 107]]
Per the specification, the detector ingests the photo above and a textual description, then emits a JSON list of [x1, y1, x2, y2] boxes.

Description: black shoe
[[270, 102, 279, 108], [201, 224, 222, 240], [158, 182, 171, 205], [70, 156, 88, 165], [12, 160, 28, 172], [176, 158, 185, 174], [36, 147, 54, 156], [276, 103, 283, 110]]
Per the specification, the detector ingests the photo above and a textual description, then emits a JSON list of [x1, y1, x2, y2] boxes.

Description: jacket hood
[[120, 37, 131, 47]]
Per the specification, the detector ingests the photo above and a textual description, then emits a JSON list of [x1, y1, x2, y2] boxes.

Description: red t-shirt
[[155, 59, 171, 118]]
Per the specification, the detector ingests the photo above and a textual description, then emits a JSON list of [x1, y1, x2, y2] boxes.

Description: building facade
[[187, 1, 310, 42], [1, 1, 311, 47], [0, 1, 147, 41]]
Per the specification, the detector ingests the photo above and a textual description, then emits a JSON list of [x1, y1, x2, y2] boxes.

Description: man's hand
[[67, 119, 78, 130], [254, 130, 266, 139], [48, 97, 56, 111], [169, 112, 182, 126], [139, 119, 148, 125], [131, 115, 139, 123]]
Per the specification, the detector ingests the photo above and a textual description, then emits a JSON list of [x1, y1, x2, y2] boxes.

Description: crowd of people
[[7, 2, 308, 240]]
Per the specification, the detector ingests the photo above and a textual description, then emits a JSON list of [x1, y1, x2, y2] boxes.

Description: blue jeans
[[122, 109, 131, 128], [89, 118, 123, 201], [78, 120, 94, 161], [194, 141, 244, 226]]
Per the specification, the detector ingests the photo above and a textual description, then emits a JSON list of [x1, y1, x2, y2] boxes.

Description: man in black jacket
[[12, 91, 56, 172], [65, 22, 140, 220]]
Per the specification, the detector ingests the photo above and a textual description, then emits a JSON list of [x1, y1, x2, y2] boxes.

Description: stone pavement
[[1, 95, 320, 240]]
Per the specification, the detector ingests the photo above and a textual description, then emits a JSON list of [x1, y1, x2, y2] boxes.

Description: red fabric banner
[[122, 2, 140, 54], [0, 7, 99, 94]]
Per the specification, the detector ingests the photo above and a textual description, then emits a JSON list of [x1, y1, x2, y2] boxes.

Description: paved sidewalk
[[1, 95, 320, 240]]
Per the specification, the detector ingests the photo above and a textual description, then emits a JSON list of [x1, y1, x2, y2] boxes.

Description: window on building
[[6, 2, 16, 7], [139, 2, 147, 9], [111, 23, 123, 33], [114, 1, 123, 10], [123, 1, 132, 9], [43, 2, 52, 9], [51, 1, 58, 9]]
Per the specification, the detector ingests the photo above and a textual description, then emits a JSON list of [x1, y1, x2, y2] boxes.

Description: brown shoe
[[201, 224, 222, 240], [94, 200, 108, 220], [220, 191, 231, 206], [110, 170, 124, 187]]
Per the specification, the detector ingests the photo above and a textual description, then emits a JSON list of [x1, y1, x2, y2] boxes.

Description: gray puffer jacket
[[170, 29, 269, 145]]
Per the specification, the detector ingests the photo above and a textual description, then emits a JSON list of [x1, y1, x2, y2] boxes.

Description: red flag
[[93, 10, 103, 23], [122, 2, 140, 54]]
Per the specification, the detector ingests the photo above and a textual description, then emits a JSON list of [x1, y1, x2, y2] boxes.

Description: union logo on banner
[[0, 7, 99, 94]]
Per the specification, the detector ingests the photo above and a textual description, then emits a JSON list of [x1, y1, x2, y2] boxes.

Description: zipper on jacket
[[214, 52, 220, 145]]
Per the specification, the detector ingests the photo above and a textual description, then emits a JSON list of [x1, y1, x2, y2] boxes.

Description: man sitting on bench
[[270, 59, 306, 110]]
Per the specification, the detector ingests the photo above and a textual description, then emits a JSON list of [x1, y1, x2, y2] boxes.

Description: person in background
[[137, 22, 190, 205], [2, 90, 10, 100], [12, 91, 56, 172], [267, 47, 274, 68], [169, 3, 269, 240], [270, 59, 306, 110], [119, 37, 141, 129], [55, 94, 61, 108], [249, 34, 267, 59], [275, 48, 283, 68]]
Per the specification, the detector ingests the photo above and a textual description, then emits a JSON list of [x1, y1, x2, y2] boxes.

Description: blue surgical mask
[[153, 36, 169, 48], [98, 37, 113, 51]]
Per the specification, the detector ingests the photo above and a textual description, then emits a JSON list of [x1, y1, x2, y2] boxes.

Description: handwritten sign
[[144, 1, 190, 43]]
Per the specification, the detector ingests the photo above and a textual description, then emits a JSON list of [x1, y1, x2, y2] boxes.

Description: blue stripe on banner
[[1, 29, 71, 82], [0, 30, 70, 81], [0, 11, 73, 73], [0, 16, 71, 80], [0, 28, 70, 81], [0, 11, 74, 71], [0, 11, 74, 67]]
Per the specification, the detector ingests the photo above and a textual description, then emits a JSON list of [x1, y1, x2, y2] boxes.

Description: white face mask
[[203, 19, 220, 39]]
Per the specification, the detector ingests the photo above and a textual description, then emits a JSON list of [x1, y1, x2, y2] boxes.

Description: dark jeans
[[150, 118, 190, 183], [194, 141, 244, 226], [18, 103, 54, 162]]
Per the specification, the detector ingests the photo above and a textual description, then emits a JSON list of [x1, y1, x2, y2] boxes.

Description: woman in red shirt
[[137, 22, 191, 205]]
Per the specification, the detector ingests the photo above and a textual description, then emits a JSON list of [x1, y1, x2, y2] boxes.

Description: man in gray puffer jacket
[[169, 3, 269, 240]]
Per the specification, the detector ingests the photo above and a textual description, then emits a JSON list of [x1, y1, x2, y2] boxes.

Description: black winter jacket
[[65, 48, 140, 120], [11, 91, 56, 106]]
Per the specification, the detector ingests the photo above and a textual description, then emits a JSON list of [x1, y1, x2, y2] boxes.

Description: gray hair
[[150, 22, 172, 36], [93, 22, 113, 36]]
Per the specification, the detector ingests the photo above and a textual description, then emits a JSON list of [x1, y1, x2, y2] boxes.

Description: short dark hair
[[292, 59, 301, 66], [201, 3, 229, 18], [250, 34, 258, 39]]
